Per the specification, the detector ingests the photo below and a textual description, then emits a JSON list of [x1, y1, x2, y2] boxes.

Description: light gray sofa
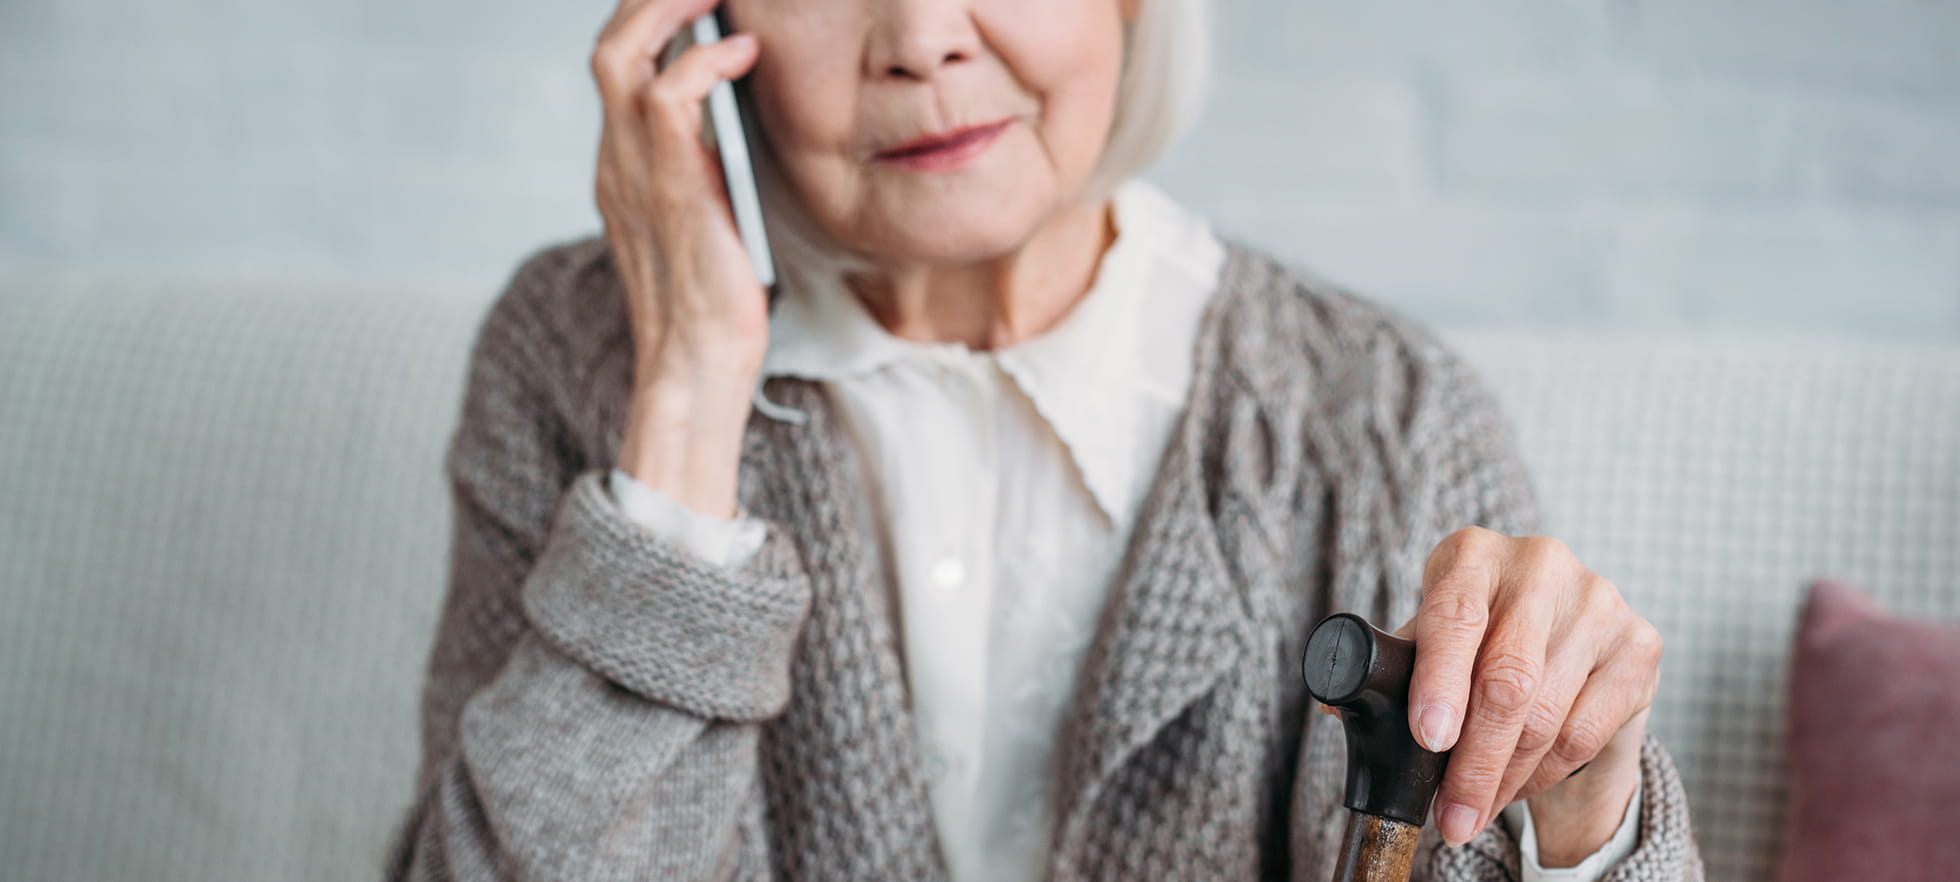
[[3, 270, 1955, 881]]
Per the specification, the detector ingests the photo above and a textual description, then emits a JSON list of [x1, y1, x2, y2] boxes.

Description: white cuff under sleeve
[[1502, 779, 1642, 882], [605, 468, 769, 570]]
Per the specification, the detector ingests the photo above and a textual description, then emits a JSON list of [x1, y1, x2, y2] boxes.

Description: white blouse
[[603, 178, 1635, 881]]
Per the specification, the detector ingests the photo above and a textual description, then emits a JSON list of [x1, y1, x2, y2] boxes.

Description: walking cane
[[1302, 612, 1446, 882]]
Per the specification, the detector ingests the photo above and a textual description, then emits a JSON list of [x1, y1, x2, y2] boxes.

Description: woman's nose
[[863, 0, 980, 81]]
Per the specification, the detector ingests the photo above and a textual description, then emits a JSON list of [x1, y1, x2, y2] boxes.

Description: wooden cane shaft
[[1332, 812, 1422, 882]]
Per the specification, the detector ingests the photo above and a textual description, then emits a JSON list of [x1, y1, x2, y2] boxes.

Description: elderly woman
[[384, 0, 1702, 879]]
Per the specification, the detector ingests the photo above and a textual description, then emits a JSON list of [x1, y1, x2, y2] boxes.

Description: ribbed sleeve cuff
[[1431, 732, 1704, 882], [521, 469, 812, 722]]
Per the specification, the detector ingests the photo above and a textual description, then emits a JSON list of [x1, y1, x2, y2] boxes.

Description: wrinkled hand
[[590, 0, 772, 518], [1402, 527, 1658, 859], [592, 0, 772, 379]]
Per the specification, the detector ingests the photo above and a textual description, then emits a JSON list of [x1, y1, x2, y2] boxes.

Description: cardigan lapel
[[1043, 246, 1262, 874], [737, 377, 952, 880]]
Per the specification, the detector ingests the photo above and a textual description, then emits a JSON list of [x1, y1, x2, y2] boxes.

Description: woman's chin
[[879, 240, 1032, 269], [858, 214, 1043, 267]]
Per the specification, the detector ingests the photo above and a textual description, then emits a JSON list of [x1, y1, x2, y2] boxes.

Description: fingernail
[[1439, 803, 1479, 846], [1418, 703, 1455, 752]]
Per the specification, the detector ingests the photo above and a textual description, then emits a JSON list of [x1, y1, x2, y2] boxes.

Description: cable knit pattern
[[381, 233, 1704, 881]]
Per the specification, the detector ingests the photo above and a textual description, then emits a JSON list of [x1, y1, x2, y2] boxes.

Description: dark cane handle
[[1303, 612, 1448, 828], [1303, 612, 1595, 882], [1304, 613, 1440, 882]]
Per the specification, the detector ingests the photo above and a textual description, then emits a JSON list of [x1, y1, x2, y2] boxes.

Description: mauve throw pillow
[[1778, 579, 1960, 882]]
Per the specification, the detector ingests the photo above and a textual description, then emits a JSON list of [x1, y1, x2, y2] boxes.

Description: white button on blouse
[[930, 557, 966, 591]]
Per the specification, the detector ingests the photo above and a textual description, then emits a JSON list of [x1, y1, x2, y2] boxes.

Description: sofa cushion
[[1778, 579, 1960, 882]]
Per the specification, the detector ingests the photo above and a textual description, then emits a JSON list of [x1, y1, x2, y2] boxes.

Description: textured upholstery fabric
[[1775, 579, 1960, 882], [0, 276, 478, 880], [0, 261, 1951, 880]]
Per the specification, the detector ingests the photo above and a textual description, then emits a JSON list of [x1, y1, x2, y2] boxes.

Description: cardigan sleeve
[[1384, 338, 1707, 882], [380, 252, 810, 881]]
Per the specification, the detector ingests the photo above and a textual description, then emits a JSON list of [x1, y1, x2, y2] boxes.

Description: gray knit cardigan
[[382, 234, 1703, 881]]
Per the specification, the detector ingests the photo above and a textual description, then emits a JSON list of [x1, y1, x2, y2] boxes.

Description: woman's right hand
[[590, 0, 769, 519]]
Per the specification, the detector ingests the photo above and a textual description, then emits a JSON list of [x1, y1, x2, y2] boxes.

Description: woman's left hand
[[1400, 526, 1661, 859]]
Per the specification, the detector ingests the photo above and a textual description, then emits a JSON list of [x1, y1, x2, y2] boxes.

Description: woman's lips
[[873, 119, 1012, 173]]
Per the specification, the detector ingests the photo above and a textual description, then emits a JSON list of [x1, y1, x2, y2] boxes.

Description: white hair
[[735, 0, 1212, 300]]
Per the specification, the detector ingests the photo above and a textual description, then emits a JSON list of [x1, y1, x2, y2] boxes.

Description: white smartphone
[[674, 9, 776, 293]]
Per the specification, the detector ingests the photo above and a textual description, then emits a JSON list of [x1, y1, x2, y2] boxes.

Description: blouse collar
[[756, 178, 1227, 525]]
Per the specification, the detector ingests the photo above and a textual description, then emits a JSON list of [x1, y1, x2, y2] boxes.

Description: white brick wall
[[2, 0, 1954, 337], [1156, 0, 1960, 338]]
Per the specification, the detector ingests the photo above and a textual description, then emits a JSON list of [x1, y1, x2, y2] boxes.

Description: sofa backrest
[[0, 278, 473, 881]]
